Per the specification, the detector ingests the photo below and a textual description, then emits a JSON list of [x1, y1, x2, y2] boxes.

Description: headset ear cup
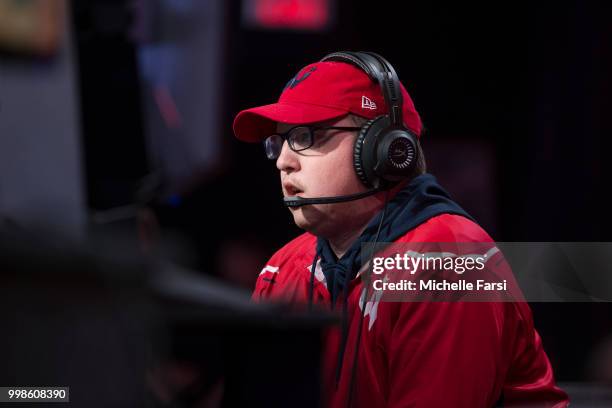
[[355, 116, 418, 189], [376, 130, 418, 182], [353, 119, 376, 188]]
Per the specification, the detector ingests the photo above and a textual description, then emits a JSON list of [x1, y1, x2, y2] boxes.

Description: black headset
[[320, 51, 419, 190]]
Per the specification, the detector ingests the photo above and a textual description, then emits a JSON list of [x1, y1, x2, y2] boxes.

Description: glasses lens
[[288, 127, 313, 151], [264, 134, 283, 160]]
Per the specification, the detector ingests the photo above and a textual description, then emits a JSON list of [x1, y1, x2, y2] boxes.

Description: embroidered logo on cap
[[284, 66, 317, 90], [361, 96, 377, 110]]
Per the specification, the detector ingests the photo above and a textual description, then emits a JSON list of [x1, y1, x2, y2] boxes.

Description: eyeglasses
[[263, 125, 362, 160]]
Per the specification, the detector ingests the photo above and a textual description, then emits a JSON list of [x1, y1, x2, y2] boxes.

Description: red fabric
[[252, 214, 569, 407], [233, 61, 422, 142]]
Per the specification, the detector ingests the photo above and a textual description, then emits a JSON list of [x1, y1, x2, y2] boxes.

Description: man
[[232, 52, 568, 407]]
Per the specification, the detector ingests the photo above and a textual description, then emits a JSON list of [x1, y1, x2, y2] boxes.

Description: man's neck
[[327, 211, 380, 258], [328, 228, 365, 259], [321, 187, 400, 258]]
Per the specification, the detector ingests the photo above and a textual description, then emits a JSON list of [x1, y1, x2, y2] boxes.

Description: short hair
[[349, 114, 427, 177]]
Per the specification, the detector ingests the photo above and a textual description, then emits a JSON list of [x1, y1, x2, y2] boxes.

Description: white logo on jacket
[[360, 279, 385, 331], [307, 259, 326, 284], [356, 262, 385, 330], [259, 265, 279, 275]]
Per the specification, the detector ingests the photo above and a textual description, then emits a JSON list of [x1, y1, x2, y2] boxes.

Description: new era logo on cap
[[361, 96, 377, 110]]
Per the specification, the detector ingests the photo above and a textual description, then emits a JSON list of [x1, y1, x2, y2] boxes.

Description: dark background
[[2, 0, 611, 392]]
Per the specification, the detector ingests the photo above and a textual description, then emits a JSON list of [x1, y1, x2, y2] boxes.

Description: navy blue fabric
[[316, 173, 475, 302]]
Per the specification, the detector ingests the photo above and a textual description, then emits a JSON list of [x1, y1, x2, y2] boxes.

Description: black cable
[[308, 250, 319, 311], [346, 189, 390, 408]]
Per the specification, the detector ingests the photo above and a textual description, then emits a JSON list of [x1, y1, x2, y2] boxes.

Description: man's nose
[[276, 141, 300, 173]]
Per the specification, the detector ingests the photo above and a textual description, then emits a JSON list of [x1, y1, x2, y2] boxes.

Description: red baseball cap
[[232, 60, 422, 142]]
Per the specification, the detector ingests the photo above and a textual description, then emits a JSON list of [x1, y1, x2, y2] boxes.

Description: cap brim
[[233, 101, 348, 142]]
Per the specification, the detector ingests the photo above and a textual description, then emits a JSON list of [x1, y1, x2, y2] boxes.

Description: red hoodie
[[253, 213, 569, 408]]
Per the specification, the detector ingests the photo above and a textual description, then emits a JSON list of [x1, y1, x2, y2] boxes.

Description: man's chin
[[290, 210, 309, 230], [290, 208, 320, 233]]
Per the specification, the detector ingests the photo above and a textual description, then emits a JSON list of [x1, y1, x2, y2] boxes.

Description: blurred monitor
[[242, 0, 334, 31]]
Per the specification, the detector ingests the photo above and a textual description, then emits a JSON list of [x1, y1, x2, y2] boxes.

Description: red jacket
[[253, 214, 569, 407]]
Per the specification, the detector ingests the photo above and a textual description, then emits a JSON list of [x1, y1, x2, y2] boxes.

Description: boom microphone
[[283, 188, 382, 207]]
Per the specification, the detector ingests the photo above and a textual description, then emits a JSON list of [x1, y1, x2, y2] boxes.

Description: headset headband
[[321, 51, 404, 127]]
